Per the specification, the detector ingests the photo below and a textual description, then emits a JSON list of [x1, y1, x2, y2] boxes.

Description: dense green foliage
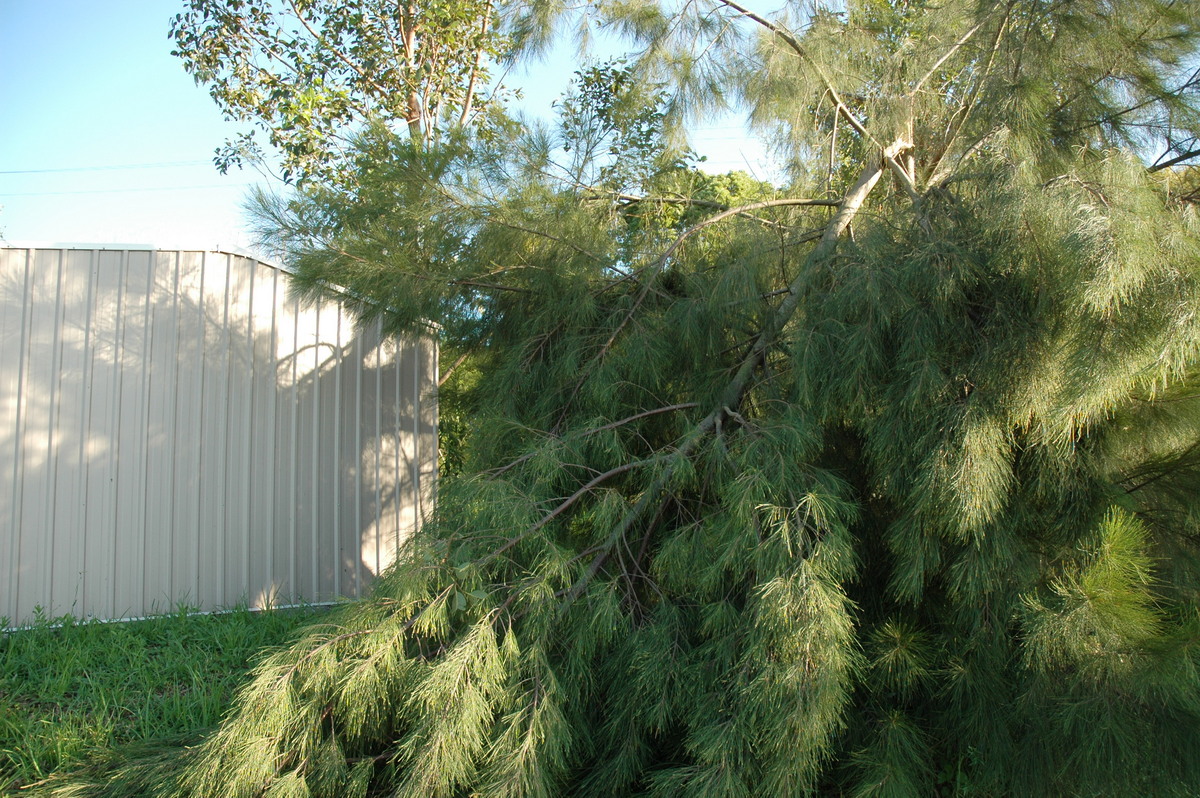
[[0, 606, 326, 795], [43, 0, 1200, 794]]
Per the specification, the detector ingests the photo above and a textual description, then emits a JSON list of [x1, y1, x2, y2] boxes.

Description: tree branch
[[556, 138, 909, 609], [923, 6, 1011, 188], [1149, 148, 1200, 172], [650, 197, 840, 271], [285, 0, 395, 99], [712, 0, 868, 133], [711, 0, 917, 202], [487, 403, 700, 478], [451, 279, 532, 294], [459, 0, 493, 126], [588, 403, 701, 435], [485, 218, 605, 262], [606, 193, 791, 230], [438, 350, 471, 388], [483, 456, 668, 564], [552, 196, 840, 431], [928, 125, 1005, 189], [909, 16, 991, 97]]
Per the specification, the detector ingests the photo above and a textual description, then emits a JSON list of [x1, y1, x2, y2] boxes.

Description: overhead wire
[[0, 183, 258, 197], [0, 158, 261, 197], [0, 159, 212, 175]]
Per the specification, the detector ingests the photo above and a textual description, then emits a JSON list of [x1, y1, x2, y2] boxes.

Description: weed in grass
[[0, 604, 330, 795]]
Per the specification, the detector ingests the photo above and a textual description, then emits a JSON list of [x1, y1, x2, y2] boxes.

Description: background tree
[[43, 0, 1200, 795], [170, 0, 504, 184]]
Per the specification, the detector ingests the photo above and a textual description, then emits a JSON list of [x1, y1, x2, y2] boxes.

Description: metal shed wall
[[1, 247, 436, 626]]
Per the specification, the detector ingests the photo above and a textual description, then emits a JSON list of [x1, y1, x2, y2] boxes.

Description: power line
[[0, 183, 258, 198], [0, 159, 213, 175]]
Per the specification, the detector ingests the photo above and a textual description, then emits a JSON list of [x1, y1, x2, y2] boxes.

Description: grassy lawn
[[0, 604, 330, 795]]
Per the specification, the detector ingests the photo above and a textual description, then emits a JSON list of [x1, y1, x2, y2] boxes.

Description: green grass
[[0, 604, 330, 795]]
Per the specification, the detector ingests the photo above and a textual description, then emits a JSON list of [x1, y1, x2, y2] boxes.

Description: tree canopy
[[170, 0, 503, 183], [41, 0, 1200, 795]]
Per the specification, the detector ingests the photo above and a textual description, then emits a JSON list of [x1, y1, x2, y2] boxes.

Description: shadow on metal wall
[[0, 247, 436, 628]]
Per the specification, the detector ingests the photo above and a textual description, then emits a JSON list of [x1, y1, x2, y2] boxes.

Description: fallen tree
[[43, 0, 1200, 795]]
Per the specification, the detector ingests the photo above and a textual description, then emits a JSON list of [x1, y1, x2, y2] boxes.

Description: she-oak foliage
[[48, 0, 1200, 795]]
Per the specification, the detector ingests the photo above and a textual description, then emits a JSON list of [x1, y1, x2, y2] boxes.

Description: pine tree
[[42, 0, 1200, 795]]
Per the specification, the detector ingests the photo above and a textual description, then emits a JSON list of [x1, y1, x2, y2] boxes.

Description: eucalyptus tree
[[170, 0, 505, 183], [48, 0, 1200, 795]]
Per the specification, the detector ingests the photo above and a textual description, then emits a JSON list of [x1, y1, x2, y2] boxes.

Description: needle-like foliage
[[39, 0, 1200, 795]]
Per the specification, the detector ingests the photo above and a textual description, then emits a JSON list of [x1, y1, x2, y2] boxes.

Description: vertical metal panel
[[85, 250, 124, 618], [222, 253, 253, 608], [114, 249, 154, 618], [172, 251, 205, 607], [248, 262, 279, 609], [1, 247, 436, 627], [49, 250, 93, 615], [272, 291, 301, 605], [318, 301, 342, 598], [295, 295, 319, 599], [196, 251, 226, 609], [142, 251, 179, 613], [1, 249, 30, 619], [417, 335, 438, 526], [16, 249, 62, 622]]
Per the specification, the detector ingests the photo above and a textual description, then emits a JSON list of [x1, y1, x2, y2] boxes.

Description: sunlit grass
[[0, 604, 330, 795]]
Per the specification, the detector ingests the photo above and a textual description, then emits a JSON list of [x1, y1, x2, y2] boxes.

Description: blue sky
[[0, 1, 767, 256], [0, 0, 265, 251]]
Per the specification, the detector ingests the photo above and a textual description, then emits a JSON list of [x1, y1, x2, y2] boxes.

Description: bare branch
[[588, 403, 701, 434], [451, 279, 532, 294], [928, 126, 1005, 188], [828, 105, 839, 195], [483, 456, 667, 564], [485, 218, 606, 262], [487, 403, 700, 477], [603, 193, 797, 230], [711, 0, 921, 201], [923, 8, 1010, 188], [1149, 148, 1200, 172], [909, 16, 991, 97], [650, 197, 840, 271], [438, 351, 471, 387], [460, 0, 494, 126], [712, 0, 870, 133]]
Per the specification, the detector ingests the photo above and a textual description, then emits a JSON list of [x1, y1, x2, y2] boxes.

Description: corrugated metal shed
[[1, 247, 437, 626]]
